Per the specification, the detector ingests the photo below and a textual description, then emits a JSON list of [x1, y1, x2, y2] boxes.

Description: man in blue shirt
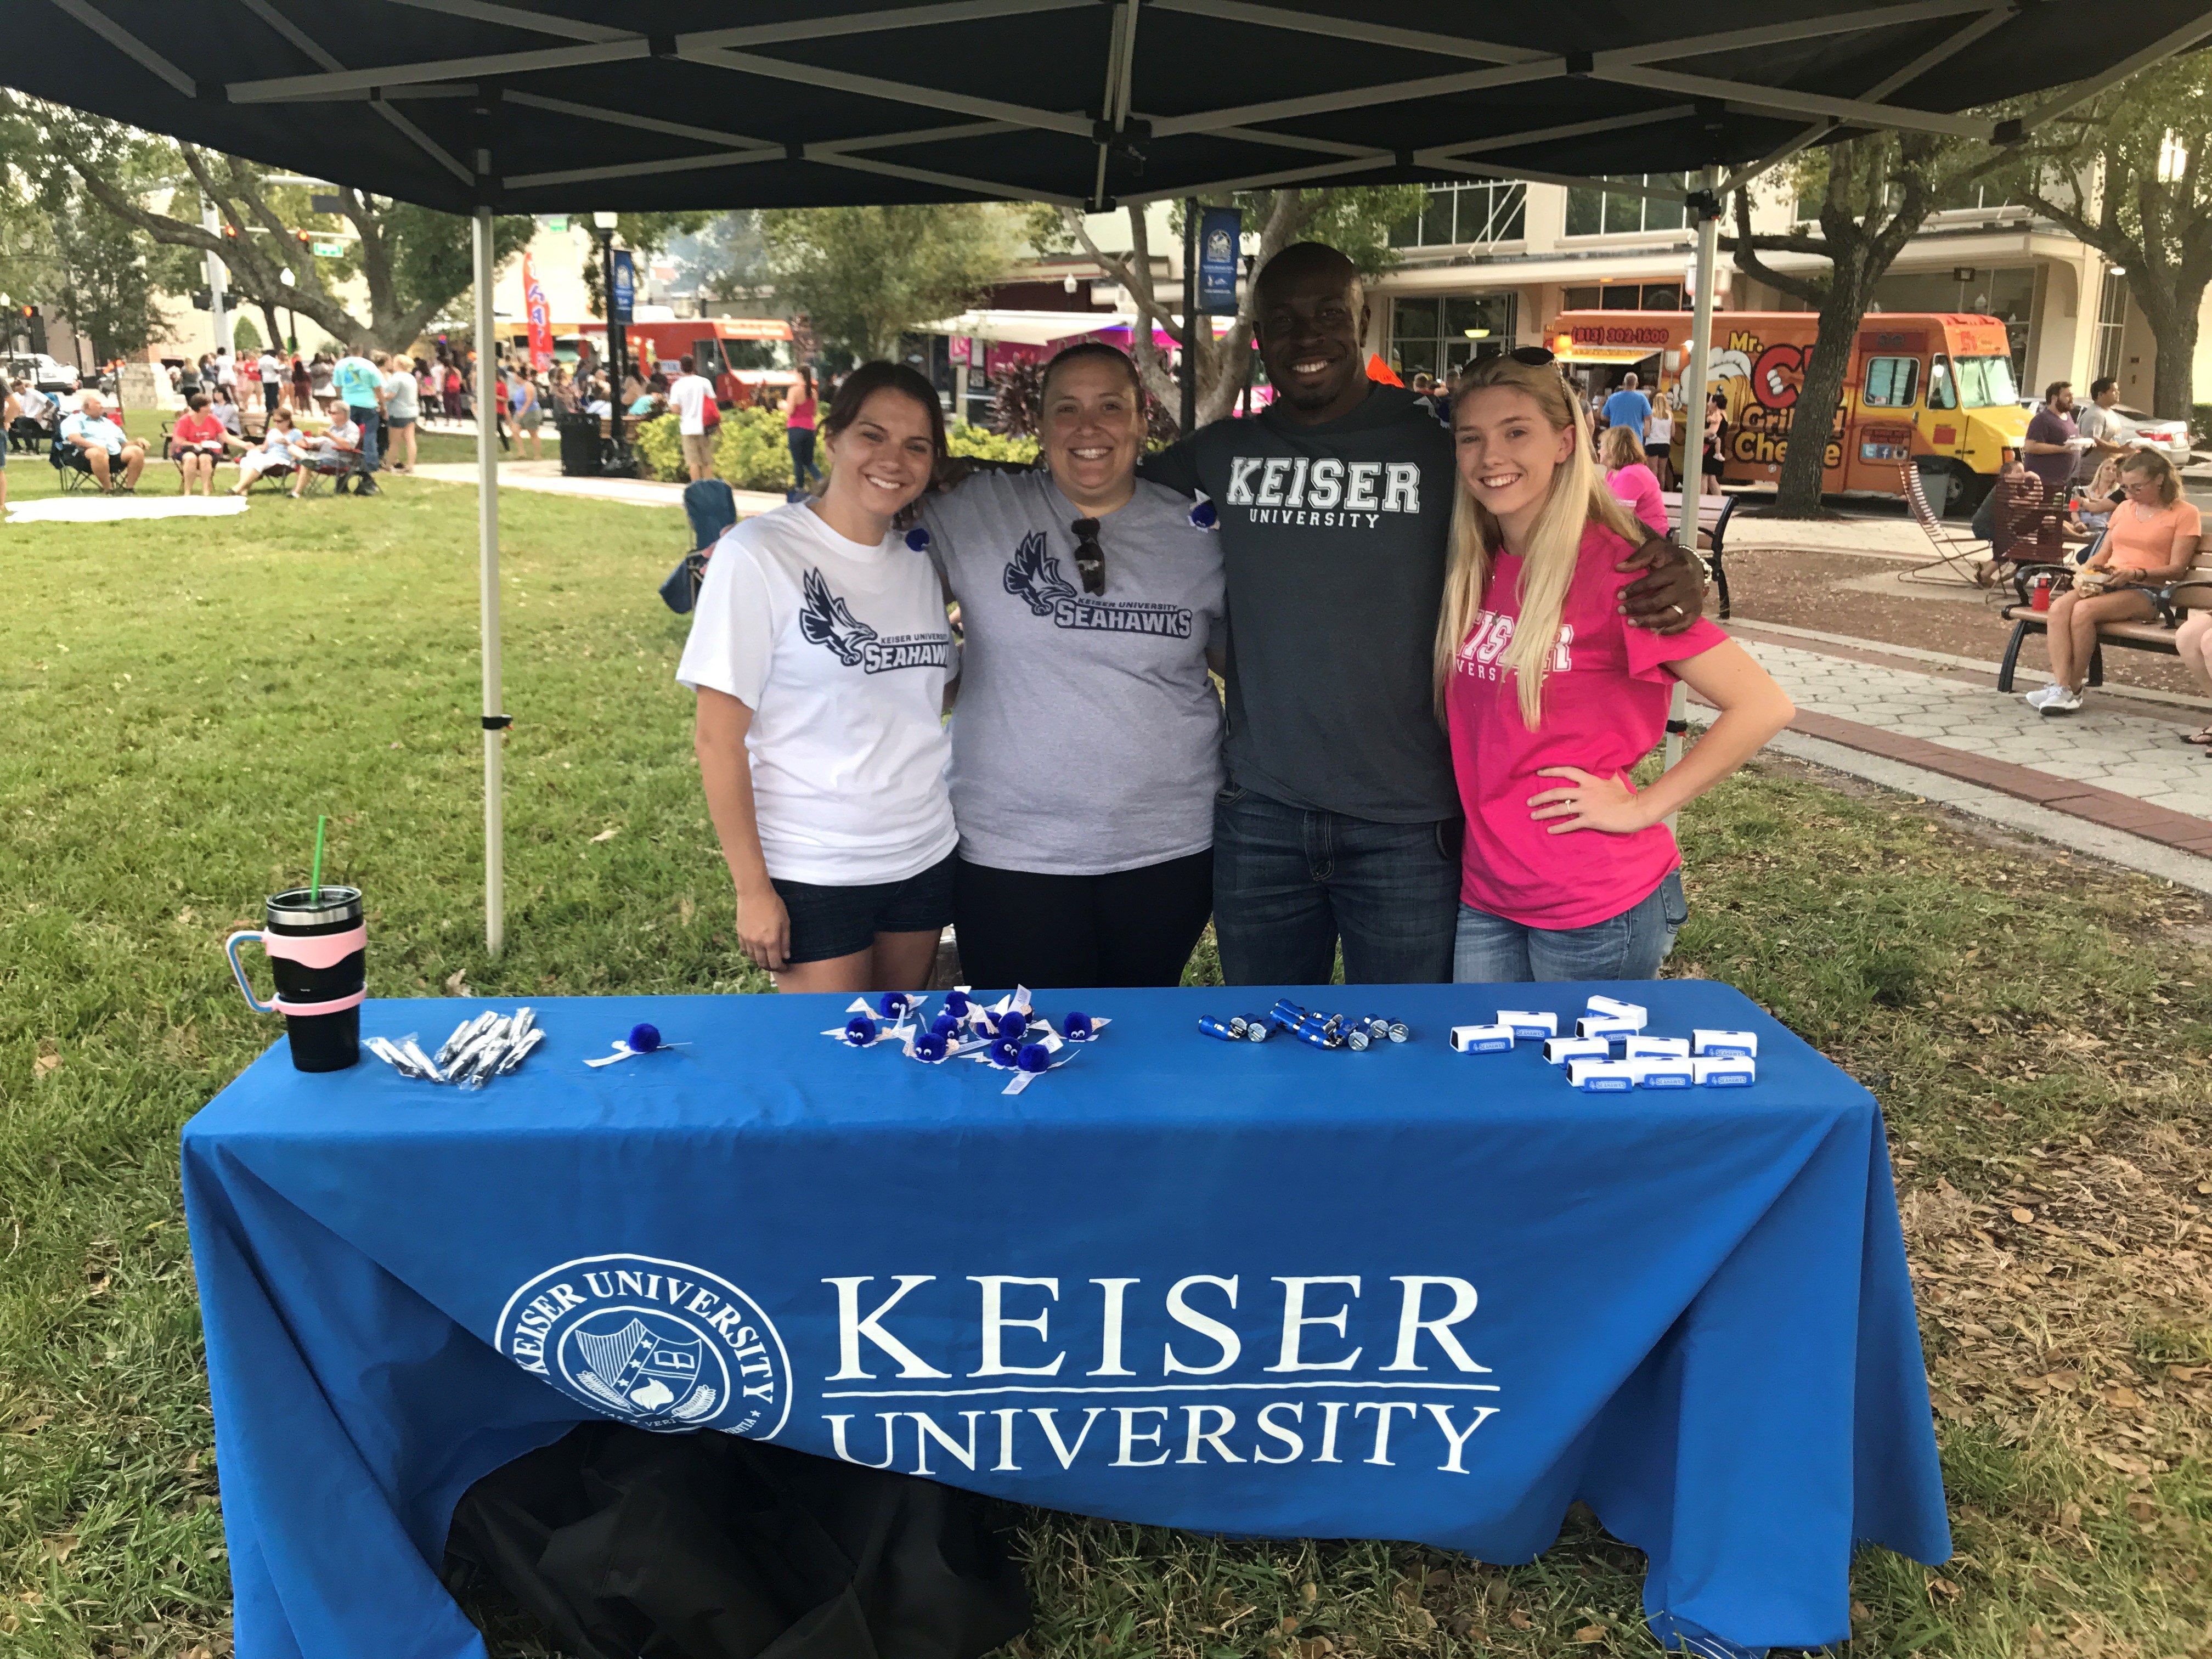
[[1599, 373, 1652, 443], [58, 392, 146, 492], [331, 351, 386, 495]]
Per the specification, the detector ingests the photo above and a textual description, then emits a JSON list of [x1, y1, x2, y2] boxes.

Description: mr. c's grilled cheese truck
[[1546, 310, 2028, 510]]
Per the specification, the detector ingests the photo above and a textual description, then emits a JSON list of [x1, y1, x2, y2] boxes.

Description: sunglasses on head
[[1505, 346, 1555, 366], [1069, 518, 1106, 594]]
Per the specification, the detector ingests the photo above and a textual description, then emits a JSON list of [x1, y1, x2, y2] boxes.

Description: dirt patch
[[1720, 545, 2205, 700]]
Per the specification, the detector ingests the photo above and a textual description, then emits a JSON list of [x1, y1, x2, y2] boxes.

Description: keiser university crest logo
[[1002, 532, 1192, 638], [798, 567, 951, 674], [495, 1255, 793, 1438]]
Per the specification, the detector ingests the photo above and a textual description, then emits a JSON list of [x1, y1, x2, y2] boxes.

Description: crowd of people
[[1410, 363, 1722, 499], [677, 242, 1793, 996]]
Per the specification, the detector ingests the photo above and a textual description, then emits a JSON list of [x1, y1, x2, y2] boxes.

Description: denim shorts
[[771, 851, 956, 965], [1452, 870, 1688, 983]]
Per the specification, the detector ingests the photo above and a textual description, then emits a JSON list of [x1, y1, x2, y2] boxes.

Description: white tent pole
[[473, 206, 506, 957], [1664, 165, 1722, 816]]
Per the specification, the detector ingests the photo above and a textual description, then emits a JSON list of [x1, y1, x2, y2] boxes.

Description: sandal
[[2184, 727, 2212, 747]]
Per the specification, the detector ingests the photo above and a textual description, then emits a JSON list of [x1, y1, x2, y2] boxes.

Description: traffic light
[[191, 291, 212, 311]]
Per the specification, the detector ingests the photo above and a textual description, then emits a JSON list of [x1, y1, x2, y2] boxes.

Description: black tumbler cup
[[225, 887, 366, 1072]]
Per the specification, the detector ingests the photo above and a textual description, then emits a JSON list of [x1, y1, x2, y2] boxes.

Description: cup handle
[[225, 930, 275, 1013]]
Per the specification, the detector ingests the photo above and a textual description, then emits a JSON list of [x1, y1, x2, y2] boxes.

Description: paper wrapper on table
[[1498, 1009, 1558, 1039], [1694, 1028, 1759, 1058], [1693, 1055, 1757, 1086], [1630, 1057, 1696, 1088], [1577, 1015, 1641, 1042], [1624, 1035, 1691, 1061], [1449, 1023, 1514, 1054], [1587, 995, 1649, 1023], [1543, 1035, 1611, 1065], [1567, 1057, 1638, 1092]]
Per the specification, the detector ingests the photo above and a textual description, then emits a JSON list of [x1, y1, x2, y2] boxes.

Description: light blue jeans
[[1453, 870, 1686, 983]]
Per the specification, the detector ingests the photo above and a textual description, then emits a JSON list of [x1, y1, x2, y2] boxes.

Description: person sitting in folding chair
[[56, 392, 146, 492], [171, 392, 230, 496], [290, 400, 363, 498], [229, 407, 304, 495]]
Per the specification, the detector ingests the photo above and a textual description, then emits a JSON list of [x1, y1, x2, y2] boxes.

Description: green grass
[[3, 448, 2210, 1658]]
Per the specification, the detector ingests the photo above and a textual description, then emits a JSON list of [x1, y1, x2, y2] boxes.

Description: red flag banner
[[523, 252, 552, 373]]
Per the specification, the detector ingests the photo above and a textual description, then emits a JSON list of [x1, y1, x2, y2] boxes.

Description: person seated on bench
[[229, 407, 302, 495], [2066, 456, 2124, 537], [8, 377, 54, 451], [1600, 425, 1668, 536], [2029, 450, 2202, 715], [171, 392, 229, 496], [58, 392, 146, 492]]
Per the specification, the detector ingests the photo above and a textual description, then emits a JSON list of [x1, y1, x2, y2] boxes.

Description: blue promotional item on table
[[182, 981, 1948, 1659]]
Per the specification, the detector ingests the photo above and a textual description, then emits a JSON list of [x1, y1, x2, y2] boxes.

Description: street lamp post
[[592, 212, 626, 463]]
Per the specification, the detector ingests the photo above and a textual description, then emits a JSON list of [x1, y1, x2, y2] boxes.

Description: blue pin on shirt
[[904, 526, 932, 552]]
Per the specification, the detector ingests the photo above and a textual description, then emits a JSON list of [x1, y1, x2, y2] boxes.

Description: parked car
[[5, 353, 80, 394]]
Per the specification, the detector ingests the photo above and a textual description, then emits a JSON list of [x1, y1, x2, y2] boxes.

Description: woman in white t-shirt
[[678, 362, 957, 992]]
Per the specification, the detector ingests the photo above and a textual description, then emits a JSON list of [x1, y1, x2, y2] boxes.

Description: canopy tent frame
[[20, 0, 2212, 955]]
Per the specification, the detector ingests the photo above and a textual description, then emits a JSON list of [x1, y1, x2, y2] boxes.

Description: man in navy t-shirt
[[1142, 245, 1703, 985], [1600, 373, 1652, 441]]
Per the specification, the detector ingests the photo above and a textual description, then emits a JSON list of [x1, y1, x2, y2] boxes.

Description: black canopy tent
[[16, 0, 2212, 951]]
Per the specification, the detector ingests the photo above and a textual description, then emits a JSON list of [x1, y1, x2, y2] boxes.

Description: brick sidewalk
[[1733, 635, 2212, 859]]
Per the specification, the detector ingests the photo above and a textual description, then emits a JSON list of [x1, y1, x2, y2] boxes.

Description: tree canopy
[[757, 204, 1014, 362]]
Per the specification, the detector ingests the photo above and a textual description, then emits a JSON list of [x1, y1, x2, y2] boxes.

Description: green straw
[[309, 814, 328, 906]]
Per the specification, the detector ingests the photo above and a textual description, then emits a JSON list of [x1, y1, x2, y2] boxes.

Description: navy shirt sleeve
[[1139, 437, 1202, 498]]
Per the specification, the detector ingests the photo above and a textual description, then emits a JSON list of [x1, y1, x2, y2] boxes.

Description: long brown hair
[[818, 361, 944, 452], [2119, 447, 2180, 508], [1433, 355, 1649, 728]]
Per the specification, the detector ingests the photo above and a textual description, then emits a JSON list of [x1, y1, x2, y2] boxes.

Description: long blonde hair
[[1433, 355, 1651, 729]]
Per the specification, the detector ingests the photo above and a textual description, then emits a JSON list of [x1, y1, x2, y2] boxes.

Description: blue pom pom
[[1188, 499, 1218, 530], [996, 1010, 1028, 1041], [1017, 1042, 1051, 1074], [904, 525, 931, 552], [1063, 1012, 1093, 1042], [944, 990, 970, 1017], [628, 1022, 662, 1054], [878, 991, 914, 1019], [844, 1014, 878, 1047], [913, 1031, 947, 1063], [988, 1037, 1022, 1068], [929, 1012, 959, 1039]]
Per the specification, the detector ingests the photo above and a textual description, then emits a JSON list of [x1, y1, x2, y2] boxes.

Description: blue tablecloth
[[181, 982, 1949, 1659]]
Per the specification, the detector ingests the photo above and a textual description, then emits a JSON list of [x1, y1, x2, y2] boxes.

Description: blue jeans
[[1452, 870, 1686, 983], [789, 428, 820, 488], [1212, 785, 1460, 985], [348, 405, 380, 476]]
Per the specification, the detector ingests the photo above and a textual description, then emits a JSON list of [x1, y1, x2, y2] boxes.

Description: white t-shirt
[[676, 501, 957, 887], [258, 352, 280, 385], [215, 352, 236, 388], [669, 373, 714, 436]]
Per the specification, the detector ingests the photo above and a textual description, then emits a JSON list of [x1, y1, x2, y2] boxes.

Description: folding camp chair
[[49, 443, 100, 493], [293, 448, 357, 498]]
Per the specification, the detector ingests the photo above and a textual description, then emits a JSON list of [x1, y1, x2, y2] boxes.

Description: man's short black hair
[[2090, 375, 2118, 399], [1252, 241, 1362, 312]]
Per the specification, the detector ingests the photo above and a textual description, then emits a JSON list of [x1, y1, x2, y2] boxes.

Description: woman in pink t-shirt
[[1599, 424, 1668, 537], [785, 366, 822, 491], [1438, 352, 1795, 981]]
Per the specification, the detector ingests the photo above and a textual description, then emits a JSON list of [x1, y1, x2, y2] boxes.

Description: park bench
[[1661, 490, 1737, 618], [1994, 543, 2212, 693]]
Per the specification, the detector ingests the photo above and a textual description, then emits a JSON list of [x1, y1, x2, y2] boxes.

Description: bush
[[635, 411, 1040, 488], [2192, 404, 2210, 447]]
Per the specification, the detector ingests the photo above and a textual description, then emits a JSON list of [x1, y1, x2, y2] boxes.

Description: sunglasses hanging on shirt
[[1069, 518, 1107, 594]]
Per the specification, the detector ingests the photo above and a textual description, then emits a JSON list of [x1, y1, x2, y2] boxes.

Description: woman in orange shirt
[[2030, 450, 2202, 715]]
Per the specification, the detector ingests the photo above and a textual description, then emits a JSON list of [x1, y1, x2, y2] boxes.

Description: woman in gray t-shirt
[[921, 343, 1224, 987]]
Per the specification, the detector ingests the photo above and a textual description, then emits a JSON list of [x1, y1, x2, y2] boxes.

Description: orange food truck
[[505, 316, 795, 407], [1544, 309, 2028, 511]]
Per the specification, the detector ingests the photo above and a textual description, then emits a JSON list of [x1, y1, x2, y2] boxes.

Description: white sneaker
[[2025, 684, 2062, 708], [2040, 686, 2084, 715]]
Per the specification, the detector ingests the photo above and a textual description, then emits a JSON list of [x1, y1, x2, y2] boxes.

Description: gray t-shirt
[[2073, 401, 2120, 481], [921, 469, 1225, 875]]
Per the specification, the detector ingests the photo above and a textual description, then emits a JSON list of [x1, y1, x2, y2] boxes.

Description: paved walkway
[[409, 459, 785, 516]]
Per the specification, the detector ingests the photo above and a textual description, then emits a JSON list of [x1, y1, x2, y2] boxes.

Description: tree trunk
[[1770, 275, 1867, 516], [2147, 302, 2199, 421]]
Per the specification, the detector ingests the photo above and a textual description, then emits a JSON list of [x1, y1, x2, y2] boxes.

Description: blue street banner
[[1198, 207, 1242, 315], [611, 250, 636, 325], [182, 982, 1949, 1659]]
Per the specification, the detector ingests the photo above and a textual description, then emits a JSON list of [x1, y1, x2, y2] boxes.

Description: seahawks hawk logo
[[1002, 531, 1079, 617], [798, 567, 878, 667]]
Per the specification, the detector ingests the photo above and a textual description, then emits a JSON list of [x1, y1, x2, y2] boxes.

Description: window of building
[[1861, 356, 1920, 408], [1561, 283, 1684, 312], [1564, 176, 1693, 236], [1390, 292, 1519, 380], [1863, 265, 2036, 379], [2095, 270, 2129, 385], [1389, 182, 1527, 249]]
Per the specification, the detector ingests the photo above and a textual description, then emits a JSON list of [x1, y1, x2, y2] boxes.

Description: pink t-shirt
[[1607, 462, 1668, 536], [1447, 521, 1729, 930]]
